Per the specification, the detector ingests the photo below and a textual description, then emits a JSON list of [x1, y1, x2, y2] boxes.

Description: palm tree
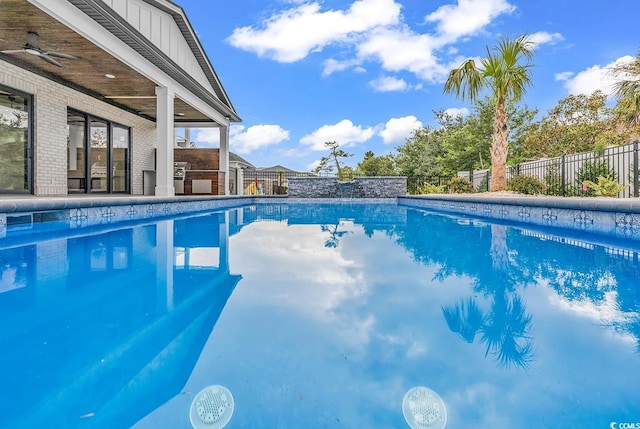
[[611, 50, 640, 127], [443, 34, 535, 191]]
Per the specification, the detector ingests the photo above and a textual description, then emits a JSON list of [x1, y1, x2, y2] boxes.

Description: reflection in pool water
[[0, 203, 639, 428]]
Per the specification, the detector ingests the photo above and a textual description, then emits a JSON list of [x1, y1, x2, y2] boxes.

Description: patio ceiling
[[0, 0, 213, 123]]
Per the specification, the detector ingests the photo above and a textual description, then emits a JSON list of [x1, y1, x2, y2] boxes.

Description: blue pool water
[[1, 202, 639, 428]]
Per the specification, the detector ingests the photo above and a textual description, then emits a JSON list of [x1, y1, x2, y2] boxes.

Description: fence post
[[634, 141, 639, 198], [486, 170, 490, 192], [561, 155, 566, 197]]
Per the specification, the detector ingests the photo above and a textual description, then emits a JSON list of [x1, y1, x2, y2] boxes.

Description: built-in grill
[[174, 161, 190, 194]]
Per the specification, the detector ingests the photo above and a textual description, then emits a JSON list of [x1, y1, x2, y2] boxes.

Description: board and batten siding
[[100, 0, 217, 97]]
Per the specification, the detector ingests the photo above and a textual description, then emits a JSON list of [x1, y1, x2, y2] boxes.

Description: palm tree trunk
[[490, 98, 509, 191]]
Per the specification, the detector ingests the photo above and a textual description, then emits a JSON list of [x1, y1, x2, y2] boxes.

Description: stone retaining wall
[[288, 177, 406, 198]]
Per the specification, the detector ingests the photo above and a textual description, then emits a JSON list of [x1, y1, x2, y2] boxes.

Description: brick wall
[[174, 148, 220, 170], [0, 61, 157, 196]]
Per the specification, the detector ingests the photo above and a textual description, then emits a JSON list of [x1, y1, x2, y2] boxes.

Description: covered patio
[[0, 0, 240, 196]]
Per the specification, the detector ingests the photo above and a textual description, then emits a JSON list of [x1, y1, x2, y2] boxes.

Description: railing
[[407, 176, 451, 194], [240, 171, 294, 195], [508, 141, 639, 198], [237, 170, 363, 195], [234, 141, 640, 198], [410, 141, 640, 198]]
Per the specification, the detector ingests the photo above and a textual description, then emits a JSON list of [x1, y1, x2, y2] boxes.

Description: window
[[67, 109, 130, 193], [0, 85, 33, 194]]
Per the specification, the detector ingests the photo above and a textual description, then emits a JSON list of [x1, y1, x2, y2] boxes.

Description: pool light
[[402, 386, 447, 429], [189, 385, 234, 429]]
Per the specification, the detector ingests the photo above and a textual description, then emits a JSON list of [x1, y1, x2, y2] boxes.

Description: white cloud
[[231, 125, 290, 154], [369, 76, 409, 92], [307, 159, 322, 171], [322, 58, 361, 76], [227, 0, 401, 62], [192, 128, 220, 147], [554, 71, 574, 81], [227, 0, 519, 83], [301, 119, 375, 150], [379, 115, 423, 144], [557, 55, 635, 97], [443, 107, 470, 118], [356, 26, 448, 82], [425, 0, 516, 42], [193, 125, 289, 154], [529, 31, 563, 46]]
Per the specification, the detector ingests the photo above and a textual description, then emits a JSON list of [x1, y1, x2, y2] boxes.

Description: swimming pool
[[1, 201, 639, 428]]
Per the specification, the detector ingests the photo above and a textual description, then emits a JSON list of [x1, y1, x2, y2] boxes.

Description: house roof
[[257, 165, 305, 174], [229, 152, 255, 169]]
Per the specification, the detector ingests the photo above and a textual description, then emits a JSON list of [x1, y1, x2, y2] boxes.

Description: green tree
[[444, 34, 535, 191], [520, 92, 626, 159], [611, 50, 640, 127], [394, 126, 445, 179], [437, 101, 535, 174], [436, 110, 480, 175], [356, 150, 396, 176], [395, 100, 535, 179], [313, 141, 353, 179]]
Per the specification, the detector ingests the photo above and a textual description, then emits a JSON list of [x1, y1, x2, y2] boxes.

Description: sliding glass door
[[67, 112, 87, 192], [112, 125, 130, 192], [0, 85, 33, 194], [67, 109, 130, 194], [90, 119, 108, 192]]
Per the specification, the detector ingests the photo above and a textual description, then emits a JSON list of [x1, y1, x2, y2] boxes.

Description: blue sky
[[176, 0, 639, 171]]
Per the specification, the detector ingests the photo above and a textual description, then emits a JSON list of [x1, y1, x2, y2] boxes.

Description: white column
[[155, 86, 175, 196], [156, 219, 174, 312], [237, 167, 245, 195], [219, 125, 230, 195], [219, 212, 229, 272]]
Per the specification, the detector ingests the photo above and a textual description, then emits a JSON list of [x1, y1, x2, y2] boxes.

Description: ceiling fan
[[1, 32, 80, 67]]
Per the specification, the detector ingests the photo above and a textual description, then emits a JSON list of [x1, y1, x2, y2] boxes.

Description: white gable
[[100, 0, 217, 97]]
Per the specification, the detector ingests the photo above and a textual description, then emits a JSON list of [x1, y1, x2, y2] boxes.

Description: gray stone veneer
[[399, 194, 640, 241], [288, 177, 407, 198]]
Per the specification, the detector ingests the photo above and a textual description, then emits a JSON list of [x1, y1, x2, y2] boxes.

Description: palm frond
[[443, 58, 484, 101]]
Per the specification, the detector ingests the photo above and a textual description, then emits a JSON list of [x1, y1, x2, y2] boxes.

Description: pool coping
[[1, 193, 639, 241], [399, 193, 640, 212], [3, 193, 637, 211], [398, 194, 640, 241]]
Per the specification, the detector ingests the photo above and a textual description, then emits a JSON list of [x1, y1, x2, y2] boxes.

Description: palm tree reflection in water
[[442, 296, 535, 369], [442, 225, 535, 369]]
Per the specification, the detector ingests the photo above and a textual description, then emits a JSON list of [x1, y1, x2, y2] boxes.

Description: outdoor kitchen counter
[[183, 170, 223, 195]]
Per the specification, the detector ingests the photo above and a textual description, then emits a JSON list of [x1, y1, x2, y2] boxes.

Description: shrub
[[543, 161, 563, 196], [418, 182, 446, 194], [582, 176, 629, 197], [508, 175, 546, 195], [447, 176, 475, 194], [576, 159, 616, 196], [476, 174, 490, 192]]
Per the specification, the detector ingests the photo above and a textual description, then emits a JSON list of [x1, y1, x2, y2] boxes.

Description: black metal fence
[[410, 141, 640, 198], [508, 141, 639, 198], [231, 141, 640, 198], [407, 176, 451, 194]]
